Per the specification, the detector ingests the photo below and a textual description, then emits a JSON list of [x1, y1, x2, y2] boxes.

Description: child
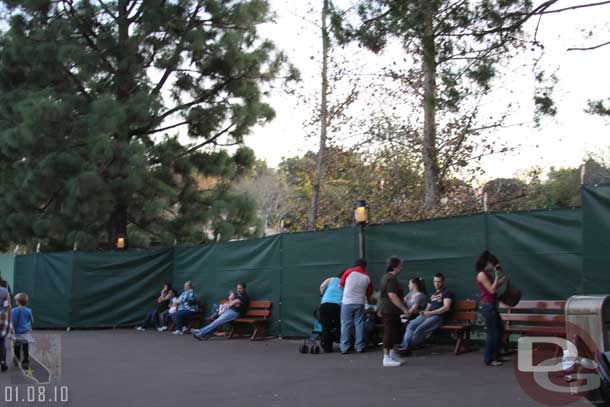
[[11, 293, 33, 370], [157, 290, 178, 332], [210, 291, 234, 320]]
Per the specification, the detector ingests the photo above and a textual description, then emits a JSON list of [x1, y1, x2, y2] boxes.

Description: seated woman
[[136, 282, 174, 331], [171, 281, 199, 335], [402, 277, 428, 323]]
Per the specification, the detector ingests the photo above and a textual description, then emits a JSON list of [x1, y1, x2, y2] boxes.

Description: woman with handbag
[[476, 251, 509, 366]]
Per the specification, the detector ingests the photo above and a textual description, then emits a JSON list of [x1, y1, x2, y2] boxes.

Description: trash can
[[565, 295, 610, 354]]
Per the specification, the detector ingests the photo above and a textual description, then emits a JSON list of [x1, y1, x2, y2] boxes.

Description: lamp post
[[354, 200, 368, 260], [116, 235, 126, 250]]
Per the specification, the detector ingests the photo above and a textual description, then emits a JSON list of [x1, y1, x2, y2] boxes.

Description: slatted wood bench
[[438, 299, 477, 355], [499, 300, 566, 351], [229, 300, 272, 341]]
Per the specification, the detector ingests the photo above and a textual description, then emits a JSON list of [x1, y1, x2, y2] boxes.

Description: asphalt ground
[[0, 329, 593, 407]]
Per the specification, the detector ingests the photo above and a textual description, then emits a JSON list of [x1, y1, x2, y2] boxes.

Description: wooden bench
[[375, 299, 476, 355], [438, 299, 477, 355], [499, 300, 566, 351], [229, 300, 272, 341]]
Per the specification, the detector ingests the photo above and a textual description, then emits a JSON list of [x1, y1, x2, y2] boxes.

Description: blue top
[[12, 306, 33, 334], [321, 278, 343, 305], [177, 290, 198, 312]]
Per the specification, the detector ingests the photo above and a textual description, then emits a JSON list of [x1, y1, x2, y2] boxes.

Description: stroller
[[299, 308, 339, 354]]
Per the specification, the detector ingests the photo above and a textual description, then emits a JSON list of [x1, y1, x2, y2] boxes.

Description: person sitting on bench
[[171, 281, 198, 335], [400, 273, 453, 351], [192, 282, 250, 341]]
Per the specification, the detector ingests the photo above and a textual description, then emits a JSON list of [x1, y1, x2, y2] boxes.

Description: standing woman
[[319, 272, 343, 353], [476, 250, 509, 366], [378, 256, 410, 367]]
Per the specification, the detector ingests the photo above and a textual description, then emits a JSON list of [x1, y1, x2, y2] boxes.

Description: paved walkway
[[0, 330, 593, 407]]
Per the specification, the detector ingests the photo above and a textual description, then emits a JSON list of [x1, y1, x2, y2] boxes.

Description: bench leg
[[453, 330, 463, 355], [250, 324, 259, 341]]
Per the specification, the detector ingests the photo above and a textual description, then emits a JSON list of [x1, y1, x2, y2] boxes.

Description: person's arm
[[388, 292, 409, 315], [366, 279, 373, 302], [406, 302, 420, 317], [338, 270, 350, 288], [426, 298, 453, 316], [477, 270, 500, 294], [320, 278, 332, 296]]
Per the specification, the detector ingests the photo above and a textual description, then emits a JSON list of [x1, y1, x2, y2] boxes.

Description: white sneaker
[[172, 330, 183, 335], [389, 350, 402, 362], [182, 326, 189, 333], [135, 326, 145, 331], [158, 326, 168, 332], [383, 356, 402, 367]]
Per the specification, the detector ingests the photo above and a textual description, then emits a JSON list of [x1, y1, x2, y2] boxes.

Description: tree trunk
[[309, 0, 330, 230], [108, 0, 132, 249], [421, 4, 440, 211]]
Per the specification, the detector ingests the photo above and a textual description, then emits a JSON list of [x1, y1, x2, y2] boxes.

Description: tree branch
[[567, 39, 610, 51]]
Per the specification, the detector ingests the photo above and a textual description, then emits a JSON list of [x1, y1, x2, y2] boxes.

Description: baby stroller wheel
[[311, 345, 320, 354], [299, 344, 309, 354]]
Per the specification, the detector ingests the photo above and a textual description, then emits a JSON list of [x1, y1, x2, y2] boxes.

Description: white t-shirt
[[342, 271, 371, 305]]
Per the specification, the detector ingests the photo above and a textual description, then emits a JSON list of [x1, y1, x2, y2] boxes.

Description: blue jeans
[[340, 304, 365, 352], [172, 309, 198, 331], [480, 303, 503, 365], [193, 309, 239, 337], [401, 314, 443, 348]]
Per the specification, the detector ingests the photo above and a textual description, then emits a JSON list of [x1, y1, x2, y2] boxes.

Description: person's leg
[[491, 306, 503, 362], [383, 314, 400, 352], [340, 304, 355, 353], [330, 304, 341, 343], [410, 315, 443, 347], [319, 303, 333, 352], [353, 305, 366, 352], [158, 310, 168, 329], [0, 336, 6, 365], [22, 343, 29, 364], [14, 342, 21, 362], [401, 314, 425, 348], [480, 304, 495, 365], [142, 309, 156, 329], [194, 309, 239, 338]]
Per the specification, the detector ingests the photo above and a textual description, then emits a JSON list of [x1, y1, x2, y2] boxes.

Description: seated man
[[192, 282, 250, 341], [400, 273, 453, 351]]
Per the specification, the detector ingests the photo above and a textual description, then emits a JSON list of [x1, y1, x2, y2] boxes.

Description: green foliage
[[0, 0, 291, 251]]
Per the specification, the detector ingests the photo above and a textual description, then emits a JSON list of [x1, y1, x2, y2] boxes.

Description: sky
[[244, 0, 610, 181]]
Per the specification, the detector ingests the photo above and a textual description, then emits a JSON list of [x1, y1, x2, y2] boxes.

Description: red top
[[477, 272, 497, 304]]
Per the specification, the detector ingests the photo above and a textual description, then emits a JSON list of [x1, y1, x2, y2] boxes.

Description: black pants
[[141, 309, 159, 328], [319, 303, 340, 352], [14, 342, 29, 363], [0, 336, 5, 363]]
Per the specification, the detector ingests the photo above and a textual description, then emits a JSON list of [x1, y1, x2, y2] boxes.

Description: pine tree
[[332, 0, 535, 211], [0, 0, 294, 250]]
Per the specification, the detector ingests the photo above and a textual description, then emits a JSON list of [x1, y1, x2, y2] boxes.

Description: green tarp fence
[[10, 184, 610, 336]]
